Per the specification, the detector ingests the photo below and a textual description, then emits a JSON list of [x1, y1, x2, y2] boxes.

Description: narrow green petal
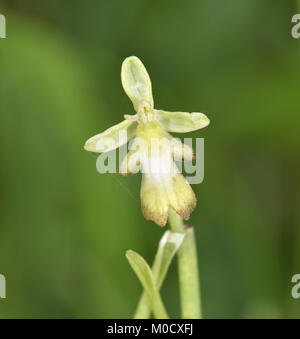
[[155, 110, 210, 133], [84, 119, 137, 153], [121, 56, 154, 112]]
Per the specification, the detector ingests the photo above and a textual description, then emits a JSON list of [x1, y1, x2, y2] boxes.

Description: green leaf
[[121, 56, 154, 112], [152, 231, 185, 289], [133, 231, 185, 319], [126, 250, 155, 299], [126, 250, 169, 319], [155, 109, 210, 133]]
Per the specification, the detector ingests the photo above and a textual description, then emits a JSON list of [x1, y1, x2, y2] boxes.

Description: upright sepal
[[121, 56, 154, 112]]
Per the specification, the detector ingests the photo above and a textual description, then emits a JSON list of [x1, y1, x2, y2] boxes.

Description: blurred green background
[[0, 0, 299, 318]]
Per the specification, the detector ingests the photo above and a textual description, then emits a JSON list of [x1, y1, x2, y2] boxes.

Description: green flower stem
[[168, 209, 202, 319]]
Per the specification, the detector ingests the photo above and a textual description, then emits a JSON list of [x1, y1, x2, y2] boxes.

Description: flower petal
[[141, 170, 196, 227], [84, 119, 137, 153], [168, 173, 197, 220], [170, 138, 195, 161], [141, 174, 169, 227], [119, 140, 142, 177], [121, 56, 154, 112], [155, 110, 210, 133]]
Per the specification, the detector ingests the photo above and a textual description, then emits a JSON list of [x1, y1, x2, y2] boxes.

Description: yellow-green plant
[[84, 56, 210, 319]]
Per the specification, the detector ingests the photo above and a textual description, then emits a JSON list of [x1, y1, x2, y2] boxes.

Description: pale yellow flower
[[84, 56, 210, 226]]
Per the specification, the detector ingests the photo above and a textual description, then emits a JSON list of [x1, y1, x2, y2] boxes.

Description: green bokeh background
[[0, 0, 299, 318]]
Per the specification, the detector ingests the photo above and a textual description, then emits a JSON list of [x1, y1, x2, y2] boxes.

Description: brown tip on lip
[[183, 224, 193, 230], [152, 216, 167, 227], [141, 203, 168, 227], [119, 172, 132, 177]]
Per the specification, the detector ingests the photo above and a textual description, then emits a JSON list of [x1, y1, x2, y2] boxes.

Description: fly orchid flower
[[84, 56, 210, 226]]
